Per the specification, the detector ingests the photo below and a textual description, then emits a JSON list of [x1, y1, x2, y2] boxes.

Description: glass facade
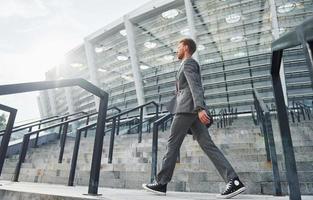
[[38, 0, 313, 118]]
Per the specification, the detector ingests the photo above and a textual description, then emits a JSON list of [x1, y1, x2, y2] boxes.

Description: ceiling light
[[161, 9, 179, 19], [295, 2, 304, 8], [277, 3, 296, 13], [234, 52, 246, 57], [144, 41, 157, 49], [230, 35, 245, 42], [180, 28, 190, 36], [98, 68, 107, 72], [70, 63, 83, 68], [140, 65, 150, 70], [95, 46, 104, 53], [120, 29, 127, 36], [198, 44, 205, 51], [225, 14, 241, 24], [163, 55, 174, 61], [121, 75, 133, 81], [117, 55, 128, 61]]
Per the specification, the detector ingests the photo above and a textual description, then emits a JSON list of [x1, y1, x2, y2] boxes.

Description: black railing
[[0, 114, 59, 133], [0, 78, 109, 195], [0, 104, 17, 175], [0, 112, 87, 148], [271, 16, 313, 200], [215, 107, 237, 128], [150, 113, 173, 183], [253, 89, 282, 196], [291, 100, 313, 123], [67, 101, 159, 186], [13, 111, 98, 182]]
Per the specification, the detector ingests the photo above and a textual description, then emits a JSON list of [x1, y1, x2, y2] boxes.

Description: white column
[[47, 90, 57, 116], [84, 39, 100, 111], [37, 96, 45, 118], [184, 0, 200, 62], [269, 0, 288, 105], [124, 15, 146, 111], [65, 87, 78, 132]]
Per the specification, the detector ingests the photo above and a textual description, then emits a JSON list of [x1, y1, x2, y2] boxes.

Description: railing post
[[0, 105, 17, 175], [138, 107, 143, 143], [84, 116, 90, 138], [58, 122, 69, 163], [68, 129, 82, 186], [34, 123, 41, 148], [272, 49, 301, 200], [151, 122, 158, 183], [264, 112, 282, 196], [108, 118, 116, 164], [13, 134, 30, 182], [88, 97, 108, 195], [58, 117, 64, 140], [116, 116, 120, 136]]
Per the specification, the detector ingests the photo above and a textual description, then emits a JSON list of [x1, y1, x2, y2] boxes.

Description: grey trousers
[[156, 113, 237, 185]]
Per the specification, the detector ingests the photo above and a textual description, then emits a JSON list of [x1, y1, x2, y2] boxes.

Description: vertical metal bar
[[156, 104, 159, 119], [0, 108, 17, 175], [68, 129, 82, 186], [88, 97, 108, 195], [13, 134, 30, 182], [264, 112, 282, 196], [58, 122, 69, 163], [272, 49, 301, 200], [138, 107, 143, 143], [84, 116, 90, 138], [58, 117, 64, 140], [261, 116, 271, 162], [34, 123, 41, 148], [151, 122, 158, 183], [108, 118, 116, 164], [116, 116, 120, 136]]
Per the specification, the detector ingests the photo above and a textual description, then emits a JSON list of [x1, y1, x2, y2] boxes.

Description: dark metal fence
[[215, 107, 238, 128], [0, 104, 17, 175], [0, 78, 109, 195], [271, 16, 313, 200], [67, 101, 159, 186], [150, 113, 173, 183], [253, 89, 282, 196]]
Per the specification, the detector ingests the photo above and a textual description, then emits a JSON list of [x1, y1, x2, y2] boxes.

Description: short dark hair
[[179, 38, 197, 55]]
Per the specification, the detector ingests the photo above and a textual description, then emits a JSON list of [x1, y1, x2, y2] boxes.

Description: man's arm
[[183, 59, 205, 111]]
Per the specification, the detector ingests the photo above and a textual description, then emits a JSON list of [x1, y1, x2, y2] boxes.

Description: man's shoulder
[[183, 58, 199, 71]]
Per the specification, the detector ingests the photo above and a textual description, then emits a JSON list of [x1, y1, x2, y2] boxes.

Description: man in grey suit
[[142, 38, 246, 199]]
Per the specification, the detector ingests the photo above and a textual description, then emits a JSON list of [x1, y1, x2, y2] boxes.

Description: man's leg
[[190, 118, 246, 198], [190, 118, 237, 182], [156, 113, 197, 185]]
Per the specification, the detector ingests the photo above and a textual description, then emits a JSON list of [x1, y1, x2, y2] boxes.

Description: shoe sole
[[142, 184, 166, 196], [216, 187, 246, 199]]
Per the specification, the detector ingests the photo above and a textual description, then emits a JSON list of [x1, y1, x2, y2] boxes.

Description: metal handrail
[[0, 78, 109, 195], [0, 112, 86, 136], [0, 114, 59, 133], [150, 113, 173, 182], [253, 89, 282, 196], [0, 104, 17, 176], [67, 101, 160, 186]]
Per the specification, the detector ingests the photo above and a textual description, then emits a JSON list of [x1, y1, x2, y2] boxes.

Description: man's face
[[177, 42, 186, 60]]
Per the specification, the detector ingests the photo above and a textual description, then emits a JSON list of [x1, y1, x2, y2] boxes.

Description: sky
[[0, 0, 151, 124]]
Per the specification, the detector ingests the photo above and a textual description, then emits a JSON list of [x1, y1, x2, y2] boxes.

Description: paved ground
[[0, 181, 312, 200]]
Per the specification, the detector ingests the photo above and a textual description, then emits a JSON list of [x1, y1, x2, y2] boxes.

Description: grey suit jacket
[[167, 58, 206, 114]]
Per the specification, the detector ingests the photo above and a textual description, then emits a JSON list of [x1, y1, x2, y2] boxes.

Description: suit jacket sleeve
[[183, 59, 205, 111]]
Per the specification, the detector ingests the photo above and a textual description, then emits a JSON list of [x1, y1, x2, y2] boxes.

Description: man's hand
[[198, 110, 211, 125]]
